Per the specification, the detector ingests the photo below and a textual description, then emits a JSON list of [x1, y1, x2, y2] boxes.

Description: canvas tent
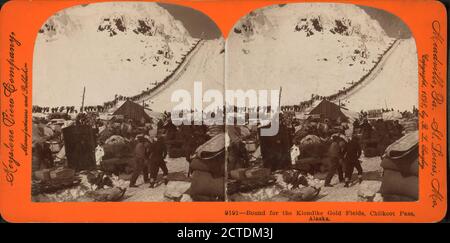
[[382, 111, 402, 120], [144, 109, 164, 121], [308, 99, 348, 122], [113, 100, 152, 123], [341, 108, 359, 123]]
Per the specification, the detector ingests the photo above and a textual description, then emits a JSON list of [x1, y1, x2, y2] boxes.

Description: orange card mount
[[0, 0, 447, 222]]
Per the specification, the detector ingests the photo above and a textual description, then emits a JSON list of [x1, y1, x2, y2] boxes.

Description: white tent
[[382, 111, 402, 120]]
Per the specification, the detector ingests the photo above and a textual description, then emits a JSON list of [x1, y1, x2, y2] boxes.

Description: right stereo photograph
[[225, 3, 419, 202]]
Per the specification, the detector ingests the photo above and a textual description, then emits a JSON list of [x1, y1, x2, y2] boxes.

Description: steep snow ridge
[[233, 3, 388, 43], [34, 2, 196, 107], [341, 38, 418, 111], [139, 39, 225, 112], [38, 2, 190, 42], [227, 3, 395, 106]]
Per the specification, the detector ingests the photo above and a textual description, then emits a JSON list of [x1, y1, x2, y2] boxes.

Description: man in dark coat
[[324, 136, 344, 187], [226, 126, 249, 171], [33, 142, 54, 170], [259, 115, 292, 172], [129, 136, 149, 187], [343, 136, 363, 187], [353, 118, 360, 130], [148, 134, 169, 188], [360, 119, 373, 139], [180, 124, 195, 163]]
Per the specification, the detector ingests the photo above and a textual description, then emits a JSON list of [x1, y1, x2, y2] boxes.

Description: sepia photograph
[[0, 0, 446, 224], [30, 2, 419, 204], [31, 2, 225, 202], [225, 3, 419, 202]]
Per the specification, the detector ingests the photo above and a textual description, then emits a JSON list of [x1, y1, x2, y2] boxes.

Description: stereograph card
[[0, 0, 447, 223]]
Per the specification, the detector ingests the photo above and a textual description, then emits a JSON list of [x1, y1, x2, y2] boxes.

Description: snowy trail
[[333, 40, 401, 102], [136, 39, 224, 112], [136, 40, 205, 103], [338, 38, 418, 111]]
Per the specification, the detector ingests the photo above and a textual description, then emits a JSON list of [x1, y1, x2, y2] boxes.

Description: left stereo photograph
[[31, 2, 226, 202]]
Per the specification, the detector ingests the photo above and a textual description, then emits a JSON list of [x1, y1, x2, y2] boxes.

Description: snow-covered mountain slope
[[138, 39, 225, 112], [340, 38, 418, 112], [226, 3, 397, 106], [33, 2, 197, 107]]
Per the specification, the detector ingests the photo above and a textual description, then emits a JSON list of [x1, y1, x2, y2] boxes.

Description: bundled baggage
[[266, 194, 292, 202], [229, 168, 247, 180], [190, 158, 212, 173], [245, 167, 271, 179], [228, 167, 271, 182], [105, 135, 126, 145], [188, 133, 225, 200], [279, 187, 321, 201], [164, 181, 191, 200], [300, 135, 322, 146], [100, 157, 134, 174], [380, 170, 418, 200], [50, 167, 75, 180], [34, 169, 51, 181], [194, 133, 225, 160], [381, 157, 418, 176], [190, 133, 225, 177], [401, 119, 418, 132], [81, 187, 127, 202], [227, 167, 275, 194], [380, 131, 418, 201], [190, 170, 224, 199], [103, 143, 132, 159], [97, 128, 114, 143]]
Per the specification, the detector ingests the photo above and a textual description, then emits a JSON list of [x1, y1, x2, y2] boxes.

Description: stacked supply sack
[[401, 118, 418, 133], [295, 135, 325, 173], [103, 135, 131, 159], [380, 131, 418, 201], [189, 133, 225, 201]]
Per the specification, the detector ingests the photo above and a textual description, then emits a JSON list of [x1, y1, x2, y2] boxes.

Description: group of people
[[253, 113, 366, 188], [130, 132, 169, 188], [32, 105, 108, 114], [325, 135, 363, 187]]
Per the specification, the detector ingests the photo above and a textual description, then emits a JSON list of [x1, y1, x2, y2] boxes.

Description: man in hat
[[148, 131, 169, 188], [324, 136, 344, 187], [258, 114, 292, 171], [360, 119, 373, 139], [343, 135, 363, 187], [129, 135, 149, 187]]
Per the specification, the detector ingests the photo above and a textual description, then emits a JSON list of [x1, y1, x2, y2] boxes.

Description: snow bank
[[33, 2, 196, 107], [226, 3, 395, 106]]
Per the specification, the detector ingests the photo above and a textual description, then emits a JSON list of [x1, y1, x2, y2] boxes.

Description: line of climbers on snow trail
[[281, 39, 399, 113], [101, 39, 203, 111], [33, 40, 203, 115]]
